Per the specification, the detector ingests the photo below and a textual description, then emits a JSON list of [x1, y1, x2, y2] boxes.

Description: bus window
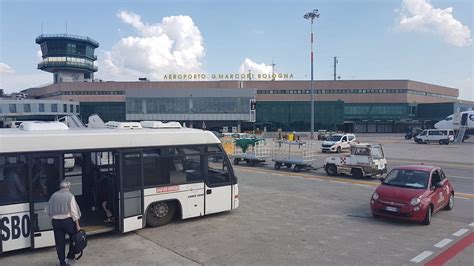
[[64, 153, 82, 196], [143, 149, 170, 187], [0, 155, 28, 205], [206, 147, 231, 186], [168, 147, 203, 184], [122, 152, 142, 191], [32, 157, 60, 202]]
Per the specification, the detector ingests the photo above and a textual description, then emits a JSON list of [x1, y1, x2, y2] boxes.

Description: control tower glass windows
[[67, 43, 76, 54]]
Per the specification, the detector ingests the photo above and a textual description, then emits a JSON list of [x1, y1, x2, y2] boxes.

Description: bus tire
[[325, 164, 337, 176], [351, 168, 364, 179], [146, 200, 177, 227]]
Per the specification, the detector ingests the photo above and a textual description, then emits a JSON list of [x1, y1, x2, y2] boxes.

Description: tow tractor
[[324, 143, 387, 179]]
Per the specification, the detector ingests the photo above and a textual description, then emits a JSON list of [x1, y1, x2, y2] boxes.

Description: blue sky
[[0, 0, 472, 100]]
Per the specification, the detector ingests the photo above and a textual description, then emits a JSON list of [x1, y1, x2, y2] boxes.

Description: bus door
[[205, 151, 232, 214], [118, 151, 144, 233], [28, 154, 62, 249]]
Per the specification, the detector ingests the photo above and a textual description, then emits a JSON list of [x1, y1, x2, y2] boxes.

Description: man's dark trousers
[[52, 217, 76, 266]]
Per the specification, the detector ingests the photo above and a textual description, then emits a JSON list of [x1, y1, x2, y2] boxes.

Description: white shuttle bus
[[0, 121, 239, 253]]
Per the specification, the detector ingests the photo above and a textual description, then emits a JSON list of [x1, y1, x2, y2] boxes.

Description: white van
[[321, 133, 356, 153], [414, 129, 453, 145]]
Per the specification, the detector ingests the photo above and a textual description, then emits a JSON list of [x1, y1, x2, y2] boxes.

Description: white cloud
[[239, 58, 275, 76], [98, 11, 205, 80], [0, 63, 14, 74], [396, 0, 471, 47]]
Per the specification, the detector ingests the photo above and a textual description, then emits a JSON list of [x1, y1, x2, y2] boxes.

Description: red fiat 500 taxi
[[370, 165, 454, 225]]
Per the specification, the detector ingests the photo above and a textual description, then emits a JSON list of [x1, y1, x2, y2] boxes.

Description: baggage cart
[[271, 140, 318, 172], [231, 138, 271, 166]]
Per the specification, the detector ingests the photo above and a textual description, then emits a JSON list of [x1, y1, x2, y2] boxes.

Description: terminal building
[[16, 34, 474, 132], [24, 79, 473, 133]]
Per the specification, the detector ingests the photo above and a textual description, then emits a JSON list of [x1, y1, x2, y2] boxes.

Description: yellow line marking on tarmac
[[235, 166, 474, 199], [388, 158, 474, 170]]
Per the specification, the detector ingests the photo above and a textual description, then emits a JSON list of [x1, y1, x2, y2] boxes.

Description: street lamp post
[[304, 9, 320, 139]]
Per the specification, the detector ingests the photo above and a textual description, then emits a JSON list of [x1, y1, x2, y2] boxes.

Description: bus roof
[[0, 127, 220, 153]]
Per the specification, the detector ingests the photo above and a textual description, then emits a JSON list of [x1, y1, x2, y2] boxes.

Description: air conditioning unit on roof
[[140, 121, 182, 129], [19, 121, 69, 131], [105, 121, 142, 130]]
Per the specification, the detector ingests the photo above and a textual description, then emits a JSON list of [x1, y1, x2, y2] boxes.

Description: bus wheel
[[146, 201, 176, 227]]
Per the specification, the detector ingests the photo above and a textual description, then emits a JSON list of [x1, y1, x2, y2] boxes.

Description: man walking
[[46, 180, 81, 266]]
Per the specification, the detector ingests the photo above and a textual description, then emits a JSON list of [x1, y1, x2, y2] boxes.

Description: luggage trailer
[[271, 140, 319, 172]]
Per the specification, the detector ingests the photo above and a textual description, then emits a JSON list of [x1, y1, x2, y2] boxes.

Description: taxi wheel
[[233, 158, 240, 165], [146, 201, 176, 227], [274, 163, 281, 170], [336, 147, 341, 153], [422, 205, 432, 225], [444, 194, 454, 210], [285, 163, 292, 168]]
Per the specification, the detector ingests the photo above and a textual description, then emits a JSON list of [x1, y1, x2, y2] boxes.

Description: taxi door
[[429, 170, 445, 210]]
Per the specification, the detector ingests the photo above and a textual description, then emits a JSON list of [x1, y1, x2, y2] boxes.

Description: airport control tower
[[36, 34, 99, 83]]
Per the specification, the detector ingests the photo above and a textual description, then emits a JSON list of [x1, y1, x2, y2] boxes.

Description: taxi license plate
[[385, 206, 398, 212]]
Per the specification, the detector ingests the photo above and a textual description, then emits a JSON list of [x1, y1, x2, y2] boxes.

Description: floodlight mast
[[304, 9, 320, 139]]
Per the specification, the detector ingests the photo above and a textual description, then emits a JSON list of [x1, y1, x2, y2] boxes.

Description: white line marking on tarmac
[[450, 175, 473, 180], [469, 222, 474, 227], [410, 251, 433, 263], [453, 228, 469, 237], [434, 238, 452, 248]]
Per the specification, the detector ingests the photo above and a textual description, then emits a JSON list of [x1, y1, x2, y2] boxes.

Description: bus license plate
[[385, 206, 398, 212]]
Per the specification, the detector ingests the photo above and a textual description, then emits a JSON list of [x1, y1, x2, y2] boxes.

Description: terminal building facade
[[23, 79, 473, 133], [11, 33, 474, 132]]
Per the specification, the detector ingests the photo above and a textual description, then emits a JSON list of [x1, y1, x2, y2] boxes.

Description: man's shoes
[[66, 258, 76, 265]]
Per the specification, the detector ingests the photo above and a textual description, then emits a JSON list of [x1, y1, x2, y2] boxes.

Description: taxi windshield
[[328, 135, 342, 141], [383, 169, 429, 189]]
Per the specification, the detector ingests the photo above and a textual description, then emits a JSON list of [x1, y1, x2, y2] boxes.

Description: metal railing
[[36, 34, 99, 47], [38, 61, 98, 72]]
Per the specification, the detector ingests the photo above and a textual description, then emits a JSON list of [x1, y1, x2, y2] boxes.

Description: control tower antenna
[[271, 58, 276, 81]]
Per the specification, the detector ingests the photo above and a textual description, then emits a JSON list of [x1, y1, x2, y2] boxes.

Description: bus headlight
[[372, 192, 379, 200], [410, 198, 421, 206]]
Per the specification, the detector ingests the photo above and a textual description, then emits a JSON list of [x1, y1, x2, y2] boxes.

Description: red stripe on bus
[[425, 232, 474, 266]]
